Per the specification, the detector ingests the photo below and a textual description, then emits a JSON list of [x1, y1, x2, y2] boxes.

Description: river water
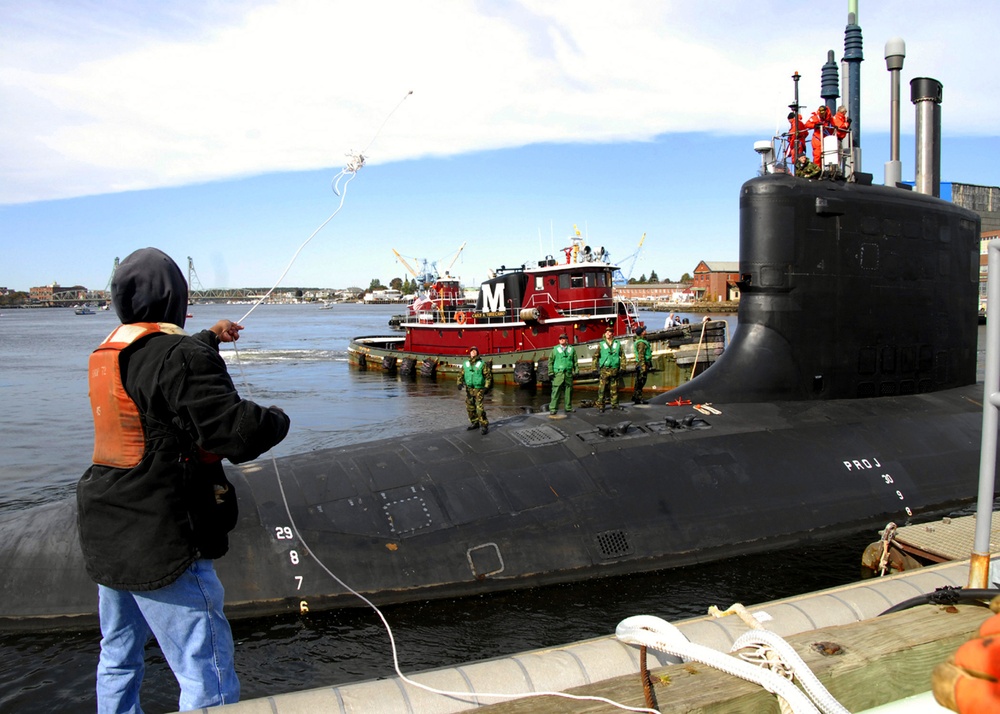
[[0, 303, 985, 712]]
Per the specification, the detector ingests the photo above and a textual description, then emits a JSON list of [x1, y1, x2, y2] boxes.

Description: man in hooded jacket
[[77, 248, 290, 713]]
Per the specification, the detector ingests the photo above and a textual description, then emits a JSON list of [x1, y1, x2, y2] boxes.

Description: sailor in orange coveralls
[[785, 111, 808, 162], [832, 105, 852, 141], [933, 597, 1000, 713], [805, 105, 835, 165]]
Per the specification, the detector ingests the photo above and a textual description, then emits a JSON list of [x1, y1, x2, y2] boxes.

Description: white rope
[[690, 318, 709, 375], [878, 521, 899, 576], [710, 604, 795, 714], [709, 602, 771, 628], [225, 87, 659, 712], [731, 630, 850, 714], [229, 353, 659, 712], [237, 89, 414, 323], [616, 615, 821, 714], [237, 164, 358, 324]]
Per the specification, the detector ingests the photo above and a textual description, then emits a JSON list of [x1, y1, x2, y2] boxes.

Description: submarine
[[0, 15, 993, 631]]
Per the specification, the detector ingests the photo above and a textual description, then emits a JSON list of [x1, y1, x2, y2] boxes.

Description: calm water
[[0, 304, 982, 713]]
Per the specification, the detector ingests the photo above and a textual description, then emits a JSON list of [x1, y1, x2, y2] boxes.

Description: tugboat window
[[571, 273, 584, 288], [559, 274, 570, 289], [597, 272, 608, 287], [586, 272, 597, 287]]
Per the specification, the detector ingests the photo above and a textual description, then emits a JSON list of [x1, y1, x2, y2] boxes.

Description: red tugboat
[[348, 236, 728, 393]]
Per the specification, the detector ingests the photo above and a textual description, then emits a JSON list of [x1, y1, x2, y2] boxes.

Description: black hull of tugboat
[[0, 174, 990, 630], [348, 321, 726, 392]]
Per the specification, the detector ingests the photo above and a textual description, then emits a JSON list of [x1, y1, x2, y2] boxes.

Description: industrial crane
[[612, 232, 646, 285], [392, 243, 466, 287]]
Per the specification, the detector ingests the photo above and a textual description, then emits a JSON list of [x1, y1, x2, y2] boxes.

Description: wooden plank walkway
[[478, 604, 989, 713], [893, 512, 1000, 562]]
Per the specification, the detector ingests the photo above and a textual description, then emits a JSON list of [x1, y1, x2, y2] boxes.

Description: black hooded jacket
[[77, 248, 290, 590]]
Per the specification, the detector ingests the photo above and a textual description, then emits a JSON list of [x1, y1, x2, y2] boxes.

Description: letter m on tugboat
[[480, 282, 505, 312]]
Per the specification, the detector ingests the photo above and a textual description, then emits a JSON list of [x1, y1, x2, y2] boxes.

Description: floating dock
[[204, 516, 996, 714], [893, 512, 1000, 563]]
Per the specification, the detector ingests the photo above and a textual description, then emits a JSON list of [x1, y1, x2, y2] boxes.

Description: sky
[[2, 0, 998, 294]]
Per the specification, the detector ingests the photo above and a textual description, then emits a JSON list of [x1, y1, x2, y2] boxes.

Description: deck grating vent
[[596, 529, 633, 559], [509, 424, 567, 447]]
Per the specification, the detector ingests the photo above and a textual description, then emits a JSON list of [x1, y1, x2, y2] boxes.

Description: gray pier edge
[[199, 557, 990, 714]]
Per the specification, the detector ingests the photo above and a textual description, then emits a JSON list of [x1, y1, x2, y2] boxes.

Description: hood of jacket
[[111, 248, 188, 328]]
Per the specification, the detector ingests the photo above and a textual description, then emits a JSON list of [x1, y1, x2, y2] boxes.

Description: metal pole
[[911, 77, 943, 197], [884, 38, 905, 187], [790, 72, 801, 164], [970, 241, 1000, 588]]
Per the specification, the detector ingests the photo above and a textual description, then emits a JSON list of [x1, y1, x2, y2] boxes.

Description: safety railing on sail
[[770, 124, 855, 180]]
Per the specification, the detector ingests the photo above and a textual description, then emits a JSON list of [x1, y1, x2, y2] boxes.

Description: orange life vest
[[89, 322, 167, 468]]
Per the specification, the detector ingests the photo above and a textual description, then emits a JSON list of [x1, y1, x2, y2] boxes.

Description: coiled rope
[[616, 614, 851, 714], [731, 629, 850, 714]]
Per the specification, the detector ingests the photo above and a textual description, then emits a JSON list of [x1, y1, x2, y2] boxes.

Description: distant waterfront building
[[29, 283, 59, 303], [337, 288, 364, 302], [363, 288, 405, 303], [29, 282, 89, 305], [691, 261, 740, 302], [614, 282, 694, 302], [949, 182, 1000, 308], [950, 183, 1000, 234], [980, 230, 1000, 307]]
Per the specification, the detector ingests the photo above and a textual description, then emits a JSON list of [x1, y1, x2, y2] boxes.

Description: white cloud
[[2, 0, 996, 204]]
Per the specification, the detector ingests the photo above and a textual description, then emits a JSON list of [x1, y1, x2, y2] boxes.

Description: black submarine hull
[[0, 169, 991, 630], [0, 383, 989, 629], [212, 384, 994, 620]]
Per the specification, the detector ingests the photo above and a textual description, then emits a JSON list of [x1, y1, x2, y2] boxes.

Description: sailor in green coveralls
[[595, 327, 626, 412], [458, 346, 492, 434], [632, 325, 652, 404], [548, 333, 578, 416]]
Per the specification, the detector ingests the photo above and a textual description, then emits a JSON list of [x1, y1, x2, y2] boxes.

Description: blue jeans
[[96, 559, 239, 713]]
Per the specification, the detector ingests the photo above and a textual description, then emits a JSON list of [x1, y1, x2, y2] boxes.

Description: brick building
[[29, 283, 88, 305], [691, 261, 740, 302], [613, 282, 694, 302]]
